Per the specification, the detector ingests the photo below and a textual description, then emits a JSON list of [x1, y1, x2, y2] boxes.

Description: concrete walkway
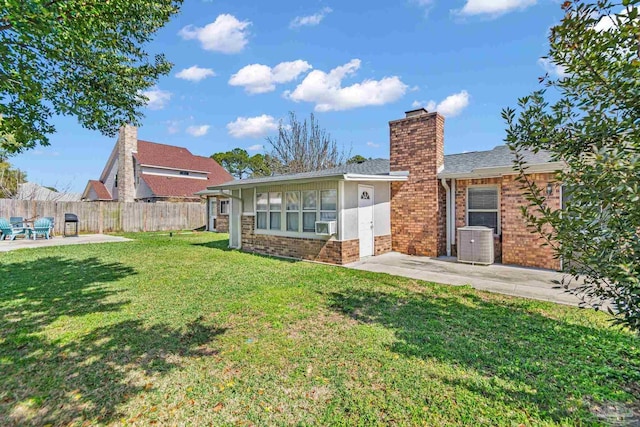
[[346, 252, 585, 306], [0, 234, 131, 252]]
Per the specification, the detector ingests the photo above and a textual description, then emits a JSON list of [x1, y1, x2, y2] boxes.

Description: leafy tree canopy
[[0, 0, 182, 153], [347, 155, 370, 164], [504, 0, 640, 331], [211, 148, 272, 179]]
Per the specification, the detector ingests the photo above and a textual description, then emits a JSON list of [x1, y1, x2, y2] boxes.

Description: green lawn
[[0, 233, 638, 426]]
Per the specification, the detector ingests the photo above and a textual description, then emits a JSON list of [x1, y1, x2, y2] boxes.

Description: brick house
[[206, 109, 563, 270], [82, 125, 234, 231]]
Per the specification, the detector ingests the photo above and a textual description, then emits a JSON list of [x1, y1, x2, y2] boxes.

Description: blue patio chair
[[0, 218, 28, 240], [9, 216, 24, 229], [44, 216, 55, 237], [32, 218, 52, 240]]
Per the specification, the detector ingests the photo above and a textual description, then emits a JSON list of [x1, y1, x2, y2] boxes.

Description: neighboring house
[[16, 182, 81, 201], [82, 125, 233, 230], [205, 109, 563, 270]]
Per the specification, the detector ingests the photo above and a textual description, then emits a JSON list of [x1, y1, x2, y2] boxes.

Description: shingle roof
[[441, 145, 553, 175], [135, 140, 232, 183], [212, 158, 392, 188], [141, 175, 219, 199], [209, 146, 555, 188], [86, 180, 112, 200]]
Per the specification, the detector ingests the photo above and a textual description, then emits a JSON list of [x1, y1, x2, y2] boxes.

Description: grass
[[0, 232, 638, 426]]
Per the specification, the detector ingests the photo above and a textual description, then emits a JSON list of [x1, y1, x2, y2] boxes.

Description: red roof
[[86, 180, 112, 200], [134, 140, 233, 198]]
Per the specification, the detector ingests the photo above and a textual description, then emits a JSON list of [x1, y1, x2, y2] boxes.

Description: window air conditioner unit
[[457, 226, 494, 265], [315, 220, 337, 236]]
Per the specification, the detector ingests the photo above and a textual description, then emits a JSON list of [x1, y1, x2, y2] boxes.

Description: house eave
[[343, 173, 408, 182], [437, 161, 565, 180]]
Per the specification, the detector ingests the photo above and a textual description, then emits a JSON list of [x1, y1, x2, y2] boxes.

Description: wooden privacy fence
[[0, 199, 206, 234]]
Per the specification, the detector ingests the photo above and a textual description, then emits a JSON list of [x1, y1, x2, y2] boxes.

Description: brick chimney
[[117, 124, 137, 203], [389, 108, 446, 257]]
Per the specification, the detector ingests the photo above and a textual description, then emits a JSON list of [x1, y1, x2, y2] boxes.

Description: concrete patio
[[0, 234, 131, 252], [346, 252, 587, 306]]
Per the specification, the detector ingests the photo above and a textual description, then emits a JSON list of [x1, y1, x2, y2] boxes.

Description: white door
[[208, 198, 217, 231], [358, 185, 374, 258]]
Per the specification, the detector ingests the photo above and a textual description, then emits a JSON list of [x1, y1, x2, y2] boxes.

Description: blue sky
[[12, 0, 567, 192]]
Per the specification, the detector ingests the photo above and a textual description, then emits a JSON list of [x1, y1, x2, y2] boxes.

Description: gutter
[[441, 178, 451, 257]]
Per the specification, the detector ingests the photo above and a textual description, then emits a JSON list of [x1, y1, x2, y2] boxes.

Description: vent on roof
[[457, 226, 494, 265]]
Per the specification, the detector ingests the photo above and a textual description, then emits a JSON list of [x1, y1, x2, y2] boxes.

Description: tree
[[211, 148, 272, 179], [0, 0, 182, 153], [347, 155, 369, 164], [0, 155, 26, 198], [503, 0, 640, 331], [265, 112, 350, 174]]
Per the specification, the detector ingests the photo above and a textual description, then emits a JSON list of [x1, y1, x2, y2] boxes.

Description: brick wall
[[117, 125, 137, 203], [500, 173, 560, 270], [389, 110, 446, 257], [216, 215, 229, 233], [374, 235, 392, 256], [454, 174, 560, 270], [240, 215, 359, 264]]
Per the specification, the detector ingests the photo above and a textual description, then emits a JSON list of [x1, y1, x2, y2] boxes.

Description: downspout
[[451, 179, 456, 256], [441, 178, 451, 257]]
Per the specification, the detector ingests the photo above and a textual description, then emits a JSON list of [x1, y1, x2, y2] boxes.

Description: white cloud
[[178, 14, 251, 54], [175, 65, 216, 82], [229, 60, 312, 94], [412, 90, 470, 117], [186, 125, 210, 137], [227, 115, 279, 138], [290, 7, 332, 28], [366, 142, 380, 148], [594, 7, 638, 32], [285, 59, 408, 112], [455, 0, 536, 17], [141, 87, 172, 110], [538, 57, 568, 78], [247, 144, 264, 151]]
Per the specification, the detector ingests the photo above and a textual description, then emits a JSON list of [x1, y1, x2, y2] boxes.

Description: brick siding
[[389, 111, 446, 257], [240, 215, 359, 264], [374, 235, 392, 256], [454, 174, 560, 270]]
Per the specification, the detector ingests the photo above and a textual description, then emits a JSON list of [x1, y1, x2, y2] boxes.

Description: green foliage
[[0, 0, 182, 153], [211, 148, 272, 179], [0, 155, 26, 197], [347, 154, 369, 164], [265, 112, 350, 174], [503, 0, 640, 331]]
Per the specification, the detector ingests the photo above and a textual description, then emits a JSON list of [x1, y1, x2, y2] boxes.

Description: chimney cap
[[404, 108, 429, 118]]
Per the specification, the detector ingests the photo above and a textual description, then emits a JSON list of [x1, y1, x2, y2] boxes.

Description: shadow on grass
[[327, 289, 640, 424], [0, 257, 227, 426], [191, 238, 233, 251]]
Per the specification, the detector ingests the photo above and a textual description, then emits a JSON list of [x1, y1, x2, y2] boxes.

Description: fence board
[[0, 199, 206, 234]]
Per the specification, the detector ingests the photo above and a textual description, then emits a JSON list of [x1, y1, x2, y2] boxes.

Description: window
[[269, 192, 282, 230], [320, 189, 337, 221], [302, 190, 317, 232], [114, 174, 118, 188], [286, 192, 300, 232], [219, 200, 230, 215], [256, 193, 268, 230], [467, 187, 499, 233], [179, 171, 189, 176]]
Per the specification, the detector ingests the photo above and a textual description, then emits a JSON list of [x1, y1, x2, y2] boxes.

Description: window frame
[[466, 185, 500, 235], [254, 188, 338, 238], [219, 199, 230, 215], [285, 191, 301, 232], [319, 189, 337, 221]]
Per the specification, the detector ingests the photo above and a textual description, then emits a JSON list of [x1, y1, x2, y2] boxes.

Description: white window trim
[[285, 191, 301, 232], [253, 188, 338, 239], [466, 185, 501, 235], [319, 189, 338, 221], [219, 199, 230, 215]]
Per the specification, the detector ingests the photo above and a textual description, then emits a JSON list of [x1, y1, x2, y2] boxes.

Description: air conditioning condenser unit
[[457, 226, 494, 265]]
